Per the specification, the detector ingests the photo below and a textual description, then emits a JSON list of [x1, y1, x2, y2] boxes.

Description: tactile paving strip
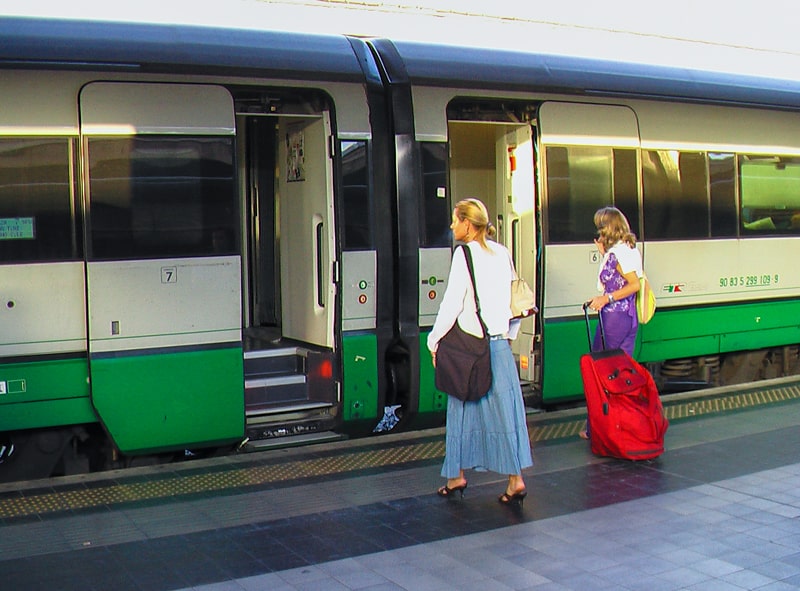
[[1, 381, 798, 520]]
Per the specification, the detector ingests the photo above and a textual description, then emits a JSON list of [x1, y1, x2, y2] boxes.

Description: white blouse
[[427, 240, 514, 352], [597, 242, 643, 291]]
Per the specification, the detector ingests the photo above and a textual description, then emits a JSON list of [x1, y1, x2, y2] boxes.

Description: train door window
[[739, 155, 800, 235], [341, 140, 373, 250], [419, 142, 449, 247], [87, 136, 237, 259], [709, 153, 737, 237], [0, 138, 78, 263], [545, 146, 638, 243], [642, 150, 709, 240]]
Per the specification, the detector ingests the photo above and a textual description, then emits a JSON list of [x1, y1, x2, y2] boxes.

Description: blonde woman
[[428, 198, 533, 505], [586, 206, 642, 355], [582, 206, 642, 440]]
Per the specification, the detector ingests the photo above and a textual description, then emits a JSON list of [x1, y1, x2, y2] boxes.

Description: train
[[0, 14, 799, 481]]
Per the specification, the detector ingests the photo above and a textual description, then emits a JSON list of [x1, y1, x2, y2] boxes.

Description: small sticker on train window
[[0, 217, 35, 240]]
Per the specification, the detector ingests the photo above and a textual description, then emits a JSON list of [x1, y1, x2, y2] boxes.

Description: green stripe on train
[[419, 332, 447, 415], [91, 347, 245, 454], [542, 299, 800, 404], [0, 357, 94, 431], [341, 332, 379, 424]]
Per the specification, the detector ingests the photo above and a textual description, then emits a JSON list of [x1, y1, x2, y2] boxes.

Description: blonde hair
[[594, 206, 636, 251], [454, 198, 496, 250]]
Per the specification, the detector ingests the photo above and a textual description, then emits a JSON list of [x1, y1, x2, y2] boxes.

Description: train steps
[[243, 346, 342, 448]]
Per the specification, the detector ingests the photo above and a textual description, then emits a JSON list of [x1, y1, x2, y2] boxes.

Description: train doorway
[[237, 95, 339, 444], [242, 112, 335, 347], [447, 112, 540, 385]]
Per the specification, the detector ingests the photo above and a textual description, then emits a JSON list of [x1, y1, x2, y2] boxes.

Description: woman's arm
[[588, 269, 640, 311]]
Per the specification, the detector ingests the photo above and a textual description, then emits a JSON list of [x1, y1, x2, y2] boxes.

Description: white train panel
[[341, 251, 377, 331], [644, 238, 800, 307], [543, 243, 616, 319], [80, 83, 235, 136], [539, 102, 639, 147], [87, 256, 241, 354], [0, 71, 80, 135], [0, 262, 86, 357], [633, 100, 800, 155]]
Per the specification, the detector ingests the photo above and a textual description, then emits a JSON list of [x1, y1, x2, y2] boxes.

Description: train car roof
[[0, 16, 365, 82], [389, 40, 800, 110]]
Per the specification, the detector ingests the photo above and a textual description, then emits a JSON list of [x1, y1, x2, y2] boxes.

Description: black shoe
[[498, 489, 527, 506], [437, 482, 467, 499]]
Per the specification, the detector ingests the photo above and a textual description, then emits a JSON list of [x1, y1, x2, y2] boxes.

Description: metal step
[[242, 345, 338, 444], [241, 430, 346, 451], [245, 375, 306, 389], [244, 347, 304, 378], [245, 375, 307, 408], [245, 401, 334, 419]]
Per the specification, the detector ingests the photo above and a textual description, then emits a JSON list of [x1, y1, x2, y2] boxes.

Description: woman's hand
[[431, 350, 437, 368], [589, 271, 641, 311], [588, 295, 608, 312]]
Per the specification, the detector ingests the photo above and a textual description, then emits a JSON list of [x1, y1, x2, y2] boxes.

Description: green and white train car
[[375, 41, 800, 406], [0, 18, 402, 479], [1, 15, 800, 480]]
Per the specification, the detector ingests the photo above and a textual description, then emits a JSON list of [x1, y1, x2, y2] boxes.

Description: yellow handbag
[[636, 273, 657, 324]]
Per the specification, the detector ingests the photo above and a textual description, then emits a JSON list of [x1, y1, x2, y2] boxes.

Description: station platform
[[3, 378, 800, 591]]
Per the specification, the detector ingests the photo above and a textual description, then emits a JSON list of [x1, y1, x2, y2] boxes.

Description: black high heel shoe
[[498, 489, 527, 506], [437, 482, 467, 499]]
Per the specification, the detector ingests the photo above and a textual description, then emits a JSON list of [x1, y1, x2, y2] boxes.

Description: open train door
[[497, 124, 538, 384], [277, 114, 336, 349], [80, 83, 245, 455]]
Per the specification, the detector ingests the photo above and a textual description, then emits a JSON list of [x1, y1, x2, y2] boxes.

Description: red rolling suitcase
[[580, 304, 668, 460]]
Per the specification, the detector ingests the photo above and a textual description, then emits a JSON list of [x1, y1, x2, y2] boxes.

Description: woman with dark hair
[[428, 198, 533, 505]]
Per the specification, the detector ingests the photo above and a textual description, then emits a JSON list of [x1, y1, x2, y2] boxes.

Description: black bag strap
[[459, 245, 489, 339]]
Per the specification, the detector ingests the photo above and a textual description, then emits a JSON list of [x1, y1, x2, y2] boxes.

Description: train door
[[80, 82, 245, 455], [494, 125, 538, 382], [537, 101, 641, 403], [278, 115, 336, 347], [447, 112, 540, 385], [238, 98, 340, 446]]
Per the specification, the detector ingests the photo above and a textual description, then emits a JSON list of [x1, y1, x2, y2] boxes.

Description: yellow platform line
[[0, 381, 798, 520], [0, 441, 444, 519]]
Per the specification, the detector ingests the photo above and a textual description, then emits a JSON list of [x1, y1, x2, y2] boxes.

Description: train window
[[0, 138, 78, 263], [419, 142, 450, 247], [740, 155, 800, 235], [614, 149, 640, 238], [340, 141, 373, 250], [87, 136, 237, 260], [545, 146, 638, 243], [709, 153, 737, 237], [642, 150, 709, 240]]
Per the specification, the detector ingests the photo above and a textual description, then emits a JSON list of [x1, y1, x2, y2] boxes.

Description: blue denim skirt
[[441, 338, 533, 478]]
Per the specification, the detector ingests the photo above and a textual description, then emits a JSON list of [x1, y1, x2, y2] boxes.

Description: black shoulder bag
[[434, 245, 493, 402]]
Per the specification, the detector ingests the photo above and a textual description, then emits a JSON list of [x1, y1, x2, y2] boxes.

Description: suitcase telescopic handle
[[582, 302, 606, 352]]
